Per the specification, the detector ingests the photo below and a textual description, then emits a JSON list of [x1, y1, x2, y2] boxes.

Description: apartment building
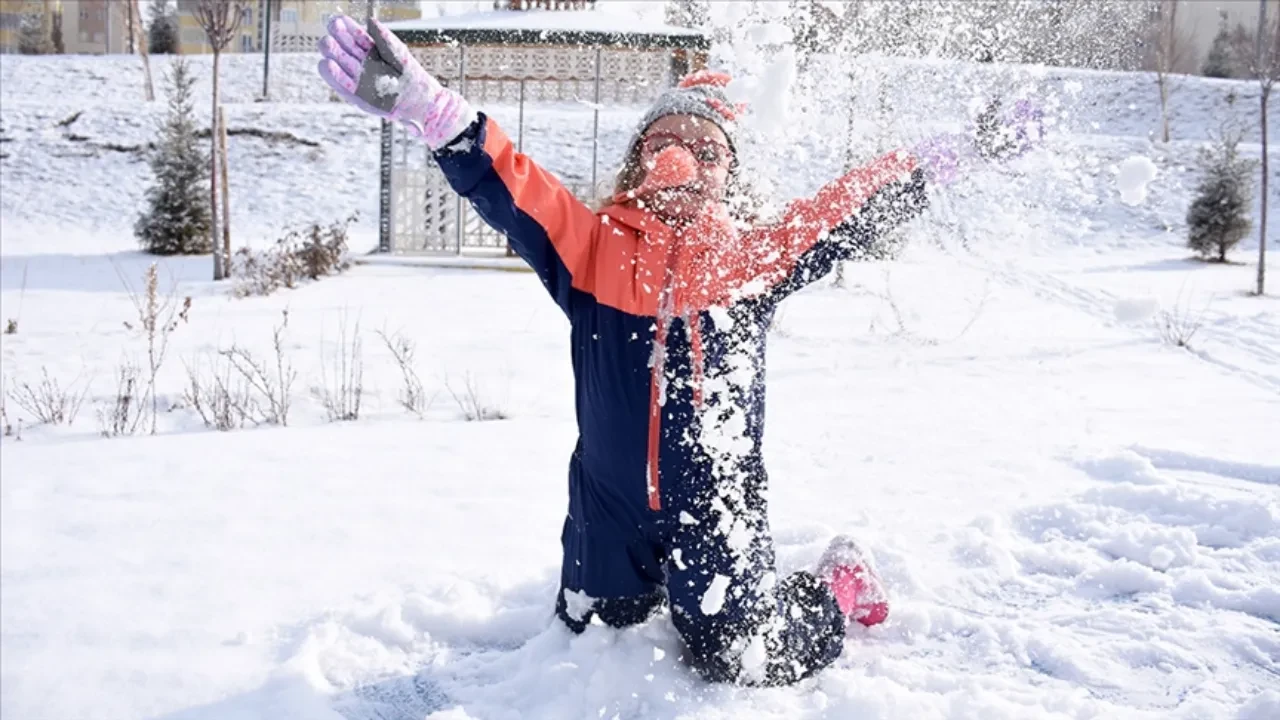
[[177, 0, 420, 55], [1, 0, 128, 54], [0, 0, 50, 54]]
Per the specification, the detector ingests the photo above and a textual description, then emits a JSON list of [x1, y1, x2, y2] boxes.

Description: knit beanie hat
[[627, 70, 745, 159]]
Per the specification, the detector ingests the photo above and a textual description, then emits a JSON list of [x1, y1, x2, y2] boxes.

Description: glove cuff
[[418, 87, 478, 151]]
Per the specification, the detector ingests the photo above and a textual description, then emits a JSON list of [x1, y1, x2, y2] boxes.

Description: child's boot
[[816, 535, 889, 627]]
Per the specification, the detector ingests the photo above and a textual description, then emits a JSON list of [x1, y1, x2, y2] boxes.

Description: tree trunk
[[126, 0, 135, 54], [1158, 74, 1170, 143], [211, 50, 223, 281], [134, 0, 155, 101], [220, 104, 232, 277], [1260, 85, 1269, 295]]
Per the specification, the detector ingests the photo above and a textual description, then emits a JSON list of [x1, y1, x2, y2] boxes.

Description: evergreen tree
[[18, 13, 52, 54], [149, 0, 178, 55], [1202, 12, 1234, 78], [136, 58, 212, 256], [1187, 131, 1254, 262]]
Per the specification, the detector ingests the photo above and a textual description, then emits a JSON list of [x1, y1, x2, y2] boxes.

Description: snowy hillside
[[2, 46, 1279, 720]]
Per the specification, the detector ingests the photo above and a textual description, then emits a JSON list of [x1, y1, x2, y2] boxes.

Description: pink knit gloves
[[317, 15, 476, 150]]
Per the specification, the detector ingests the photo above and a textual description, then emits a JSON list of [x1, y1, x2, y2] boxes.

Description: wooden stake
[[219, 105, 231, 277]]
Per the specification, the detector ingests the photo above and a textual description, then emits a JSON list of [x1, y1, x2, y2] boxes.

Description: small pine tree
[[148, 0, 179, 55], [1202, 12, 1234, 78], [136, 58, 213, 255], [18, 14, 52, 55], [1186, 130, 1254, 263], [975, 98, 1016, 160]]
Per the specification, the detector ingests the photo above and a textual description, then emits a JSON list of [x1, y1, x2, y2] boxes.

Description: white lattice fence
[[390, 152, 596, 254], [385, 43, 672, 255]]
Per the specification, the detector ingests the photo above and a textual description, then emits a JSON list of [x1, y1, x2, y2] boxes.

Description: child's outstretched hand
[[912, 99, 1045, 185], [317, 15, 473, 148]]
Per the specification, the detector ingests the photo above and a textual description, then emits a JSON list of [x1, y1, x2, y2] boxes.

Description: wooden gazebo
[[376, 4, 709, 256]]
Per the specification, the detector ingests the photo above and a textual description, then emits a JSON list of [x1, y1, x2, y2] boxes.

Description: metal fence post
[[379, 120, 392, 253], [591, 46, 602, 194], [455, 43, 467, 255]]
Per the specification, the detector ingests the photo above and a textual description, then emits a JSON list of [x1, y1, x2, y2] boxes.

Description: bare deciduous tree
[[1152, 0, 1187, 143], [192, 0, 247, 281], [1233, 4, 1278, 295], [112, 0, 155, 100]]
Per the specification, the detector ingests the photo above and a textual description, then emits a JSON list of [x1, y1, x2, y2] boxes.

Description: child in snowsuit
[[320, 16, 931, 687]]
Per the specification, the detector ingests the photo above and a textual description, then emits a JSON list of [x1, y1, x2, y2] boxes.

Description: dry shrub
[[233, 215, 355, 297], [317, 312, 363, 422], [377, 328, 433, 417], [97, 360, 147, 437], [6, 367, 90, 426]]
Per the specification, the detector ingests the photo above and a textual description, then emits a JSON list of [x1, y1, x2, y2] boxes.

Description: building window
[[241, 8, 252, 24], [281, 8, 297, 24], [79, 8, 88, 20], [240, 34, 253, 52]]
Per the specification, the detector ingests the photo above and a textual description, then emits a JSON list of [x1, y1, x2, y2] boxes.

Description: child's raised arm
[[739, 151, 928, 301], [318, 15, 598, 315]]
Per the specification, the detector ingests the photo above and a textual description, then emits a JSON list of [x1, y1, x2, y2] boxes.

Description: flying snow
[[1116, 155, 1158, 206]]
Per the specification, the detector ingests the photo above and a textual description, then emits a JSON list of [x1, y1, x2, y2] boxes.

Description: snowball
[[1116, 156, 1157, 206], [375, 74, 400, 98], [1113, 296, 1158, 325], [1148, 546, 1176, 571], [701, 574, 731, 615]]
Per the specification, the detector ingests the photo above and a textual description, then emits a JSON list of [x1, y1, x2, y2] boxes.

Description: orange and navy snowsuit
[[435, 114, 927, 685]]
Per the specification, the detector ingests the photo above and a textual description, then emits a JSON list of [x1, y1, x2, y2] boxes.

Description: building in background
[[61, 0, 127, 54], [176, 0, 420, 55], [0, 0, 52, 54], [2, 0, 128, 54]]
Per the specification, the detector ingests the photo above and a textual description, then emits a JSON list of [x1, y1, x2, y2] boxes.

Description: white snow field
[[2, 42, 1279, 720]]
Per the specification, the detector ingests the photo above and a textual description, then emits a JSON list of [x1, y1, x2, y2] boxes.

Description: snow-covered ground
[[2, 45, 1279, 720]]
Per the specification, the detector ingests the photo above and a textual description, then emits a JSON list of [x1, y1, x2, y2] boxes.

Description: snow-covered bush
[[135, 57, 213, 256], [232, 216, 354, 297], [1186, 130, 1254, 262]]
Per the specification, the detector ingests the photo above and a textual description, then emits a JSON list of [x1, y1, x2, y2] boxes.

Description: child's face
[[637, 115, 732, 223]]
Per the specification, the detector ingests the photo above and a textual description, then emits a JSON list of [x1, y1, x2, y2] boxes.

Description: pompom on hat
[[626, 70, 747, 159]]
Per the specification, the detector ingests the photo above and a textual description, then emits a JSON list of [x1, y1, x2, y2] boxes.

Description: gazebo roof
[[385, 9, 709, 50]]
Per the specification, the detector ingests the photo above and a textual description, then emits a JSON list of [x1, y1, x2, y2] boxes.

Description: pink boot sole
[[818, 535, 890, 627]]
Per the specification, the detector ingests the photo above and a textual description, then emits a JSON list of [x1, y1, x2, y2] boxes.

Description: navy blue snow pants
[[553, 450, 846, 686]]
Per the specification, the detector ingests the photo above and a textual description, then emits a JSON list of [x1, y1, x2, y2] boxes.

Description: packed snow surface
[[2, 38, 1279, 720]]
